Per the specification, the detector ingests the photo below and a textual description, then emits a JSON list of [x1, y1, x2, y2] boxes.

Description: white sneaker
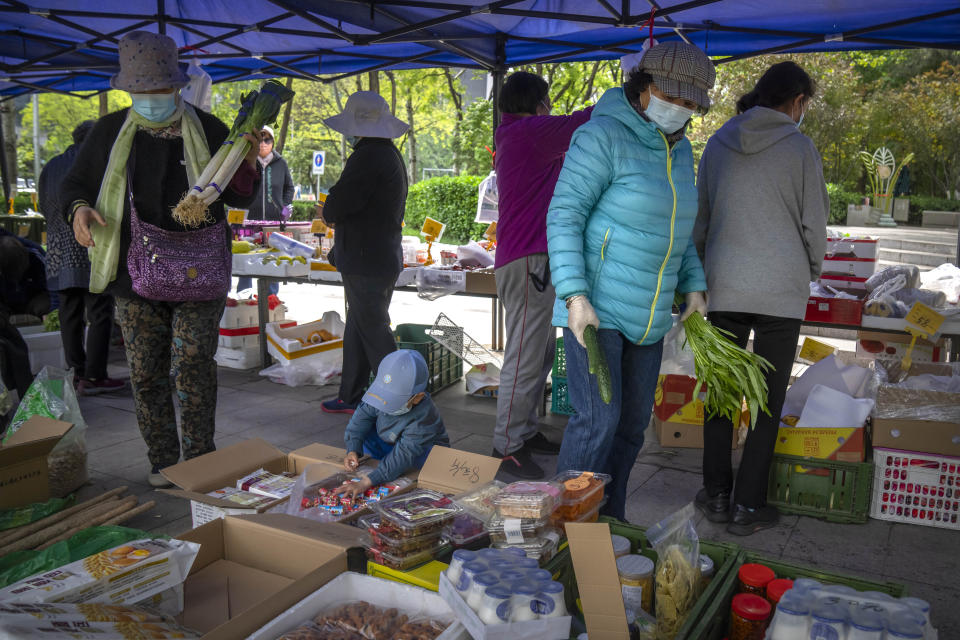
[[148, 465, 173, 488]]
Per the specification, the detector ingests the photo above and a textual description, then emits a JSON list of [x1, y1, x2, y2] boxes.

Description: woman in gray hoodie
[[692, 61, 828, 536]]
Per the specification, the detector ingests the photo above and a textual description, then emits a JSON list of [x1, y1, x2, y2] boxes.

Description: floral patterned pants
[[115, 296, 225, 468]]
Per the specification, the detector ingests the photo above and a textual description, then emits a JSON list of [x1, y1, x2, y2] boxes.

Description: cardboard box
[[856, 331, 948, 363], [465, 270, 497, 295], [412, 445, 502, 495], [161, 440, 360, 527], [565, 522, 629, 640], [175, 514, 363, 640], [652, 375, 743, 449], [774, 426, 866, 462], [249, 571, 464, 640], [826, 237, 878, 261], [0, 417, 75, 509], [654, 416, 705, 449], [874, 362, 960, 457]]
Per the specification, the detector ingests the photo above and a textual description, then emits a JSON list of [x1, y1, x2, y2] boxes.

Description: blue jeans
[[362, 432, 433, 469], [557, 327, 663, 521], [236, 277, 279, 297]]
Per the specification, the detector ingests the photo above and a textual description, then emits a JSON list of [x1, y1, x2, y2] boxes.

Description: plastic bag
[[646, 504, 701, 639], [0, 495, 74, 532], [475, 170, 498, 223], [865, 265, 919, 293], [4, 366, 88, 497], [456, 241, 494, 268], [0, 525, 154, 588], [782, 354, 873, 418], [259, 360, 341, 387], [180, 58, 212, 112], [416, 267, 465, 301], [465, 363, 500, 395], [659, 320, 695, 377], [285, 464, 402, 523], [920, 262, 960, 305]]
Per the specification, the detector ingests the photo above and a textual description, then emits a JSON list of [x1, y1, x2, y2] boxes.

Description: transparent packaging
[[467, 572, 500, 611], [372, 488, 462, 538], [551, 497, 606, 530], [550, 471, 611, 521], [491, 531, 560, 563], [357, 513, 443, 554], [364, 537, 449, 570], [445, 549, 477, 586], [509, 582, 540, 622], [486, 513, 553, 544], [452, 480, 505, 521], [492, 481, 562, 519], [286, 467, 410, 522], [443, 512, 490, 548]]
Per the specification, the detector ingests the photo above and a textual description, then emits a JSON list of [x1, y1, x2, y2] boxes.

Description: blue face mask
[[130, 92, 178, 122], [645, 93, 694, 135]]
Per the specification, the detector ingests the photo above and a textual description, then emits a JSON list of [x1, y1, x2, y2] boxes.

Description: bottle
[[498, 570, 526, 583], [809, 601, 847, 640], [457, 561, 488, 594], [617, 554, 654, 615], [886, 616, 925, 640], [769, 592, 810, 640], [478, 585, 512, 625], [509, 581, 540, 622], [446, 549, 477, 586], [467, 572, 501, 612], [737, 563, 776, 597], [792, 578, 822, 594], [699, 554, 715, 593], [847, 607, 884, 640], [899, 597, 931, 625], [515, 557, 539, 570], [533, 581, 567, 618], [728, 593, 771, 640], [525, 569, 554, 584]]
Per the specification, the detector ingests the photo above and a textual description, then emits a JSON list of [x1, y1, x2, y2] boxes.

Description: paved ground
[[76, 352, 960, 633]]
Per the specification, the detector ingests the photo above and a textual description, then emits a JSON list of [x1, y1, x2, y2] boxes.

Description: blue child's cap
[[362, 349, 429, 413]]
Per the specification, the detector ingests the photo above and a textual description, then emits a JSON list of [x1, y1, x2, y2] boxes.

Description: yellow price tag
[[484, 221, 497, 242], [226, 209, 246, 225], [905, 302, 944, 338], [421, 217, 445, 240], [310, 219, 328, 233], [798, 337, 836, 364]]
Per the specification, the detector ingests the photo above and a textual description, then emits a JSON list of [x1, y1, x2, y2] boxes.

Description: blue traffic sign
[[312, 150, 325, 175]]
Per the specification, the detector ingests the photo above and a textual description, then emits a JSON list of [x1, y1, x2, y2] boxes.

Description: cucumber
[[583, 325, 612, 404]]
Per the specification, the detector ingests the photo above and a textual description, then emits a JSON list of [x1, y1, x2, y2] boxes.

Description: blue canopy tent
[[1, 0, 959, 201]]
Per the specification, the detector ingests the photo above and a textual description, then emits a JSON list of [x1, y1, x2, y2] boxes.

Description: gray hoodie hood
[[714, 106, 801, 155]]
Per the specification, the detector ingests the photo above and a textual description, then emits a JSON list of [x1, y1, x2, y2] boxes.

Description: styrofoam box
[[266, 312, 344, 368], [247, 572, 467, 640], [861, 313, 960, 336], [871, 447, 960, 531], [820, 256, 876, 280], [214, 345, 260, 370], [233, 253, 309, 277], [19, 325, 67, 374], [218, 333, 260, 349], [438, 573, 571, 640], [826, 237, 878, 260]]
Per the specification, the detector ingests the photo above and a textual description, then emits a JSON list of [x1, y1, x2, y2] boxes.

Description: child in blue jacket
[[334, 349, 450, 498]]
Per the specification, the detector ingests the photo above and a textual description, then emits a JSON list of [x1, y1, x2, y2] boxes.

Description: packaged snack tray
[[551, 496, 608, 530], [486, 513, 554, 544], [290, 472, 410, 522], [443, 512, 489, 548], [0, 539, 200, 606], [364, 537, 450, 570], [357, 513, 443, 555], [372, 489, 461, 538], [237, 468, 298, 499], [451, 479, 504, 521], [206, 486, 276, 508], [492, 481, 562, 519], [492, 530, 560, 563], [550, 471, 611, 521], [278, 602, 450, 640]]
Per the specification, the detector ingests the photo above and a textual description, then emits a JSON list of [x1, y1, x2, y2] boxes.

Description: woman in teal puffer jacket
[[547, 42, 715, 520]]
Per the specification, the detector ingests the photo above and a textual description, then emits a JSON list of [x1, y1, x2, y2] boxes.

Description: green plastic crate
[[393, 324, 463, 394], [551, 375, 574, 415], [553, 336, 567, 378], [684, 550, 907, 640], [767, 453, 873, 523], [543, 517, 740, 637]]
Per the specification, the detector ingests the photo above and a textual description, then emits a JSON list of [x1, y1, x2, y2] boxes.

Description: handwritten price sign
[[905, 302, 944, 338], [449, 458, 481, 485]]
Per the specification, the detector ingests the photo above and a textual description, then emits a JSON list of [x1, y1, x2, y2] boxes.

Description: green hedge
[[405, 175, 485, 246], [290, 200, 316, 221], [825, 183, 864, 225], [9, 194, 34, 214], [908, 196, 960, 225]]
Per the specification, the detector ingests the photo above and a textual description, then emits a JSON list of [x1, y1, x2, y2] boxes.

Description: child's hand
[[343, 452, 359, 472], [333, 476, 372, 500]]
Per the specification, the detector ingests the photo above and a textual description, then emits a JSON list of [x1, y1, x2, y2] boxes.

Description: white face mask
[[644, 93, 695, 134], [795, 101, 808, 127], [387, 403, 412, 416]]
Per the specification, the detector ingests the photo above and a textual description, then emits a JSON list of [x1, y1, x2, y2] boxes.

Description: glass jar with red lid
[[729, 593, 772, 640], [737, 563, 776, 597], [766, 578, 794, 604]]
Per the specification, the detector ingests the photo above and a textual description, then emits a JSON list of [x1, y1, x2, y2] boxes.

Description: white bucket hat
[[111, 31, 190, 92], [323, 91, 409, 139]]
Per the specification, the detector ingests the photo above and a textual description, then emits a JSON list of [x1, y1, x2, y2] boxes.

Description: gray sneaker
[[726, 504, 779, 536], [148, 465, 173, 488]]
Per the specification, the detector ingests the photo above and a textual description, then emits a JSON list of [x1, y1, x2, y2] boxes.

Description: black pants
[[0, 316, 32, 398], [338, 273, 398, 404], [702, 311, 801, 509], [59, 288, 115, 381]]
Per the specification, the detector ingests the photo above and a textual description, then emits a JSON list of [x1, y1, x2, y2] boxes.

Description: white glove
[[681, 291, 708, 321], [566, 295, 599, 347]]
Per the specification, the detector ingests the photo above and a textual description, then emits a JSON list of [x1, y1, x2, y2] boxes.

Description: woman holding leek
[[63, 31, 262, 488], [547, 42, 714, 520], [693, 62, 827, 535]]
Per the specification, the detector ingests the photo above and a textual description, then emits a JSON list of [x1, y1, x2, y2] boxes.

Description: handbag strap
[[125, 138, 137, 215]]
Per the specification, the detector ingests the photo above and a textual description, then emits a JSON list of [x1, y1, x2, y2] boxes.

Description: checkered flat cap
[[640, 41, 715, 111]]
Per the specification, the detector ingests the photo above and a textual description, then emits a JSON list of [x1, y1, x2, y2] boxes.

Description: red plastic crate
[[804, 296, 863, 326], [870, 447, 960, 530]]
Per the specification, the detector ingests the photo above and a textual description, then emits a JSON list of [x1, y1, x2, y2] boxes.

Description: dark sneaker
[[694, 488, 732, 523], [726, 504, 780, 536], [148, 465, 173, 488], [321, 399, 358, 415], [492, 446, 545, 479], [78, 377, 126, 396], [525, 431, 561, 455]]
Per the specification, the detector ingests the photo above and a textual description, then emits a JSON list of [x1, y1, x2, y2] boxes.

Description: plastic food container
[[617, 554, 654, 615], [372, 488, 462, 538], [552, 497, 606, 530], [357, 513, 442, 554], [443, 513, 490, 549], [550, 471, 611, 522], [487, 513, 553, 544], [492, 531, 560, 563], [364, 537, 449, 571], [729, 593, 771, 640], [294, 474, 409, 520], [452, 480, 505, 521], [737, 563, 776, 597], [493, 481, 562, 519]]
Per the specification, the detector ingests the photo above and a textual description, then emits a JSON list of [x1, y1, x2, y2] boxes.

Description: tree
[[452, 100, 494, 176]]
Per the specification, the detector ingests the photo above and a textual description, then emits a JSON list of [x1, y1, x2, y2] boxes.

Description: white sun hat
[[323, 91, 410, 139]]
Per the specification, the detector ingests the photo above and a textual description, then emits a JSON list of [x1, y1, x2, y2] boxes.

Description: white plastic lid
[[616, 554, 654, 579], [610, 534, 630, 557]]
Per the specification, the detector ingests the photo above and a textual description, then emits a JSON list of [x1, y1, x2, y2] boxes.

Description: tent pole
[[0, 109, 9, 203], [491, 34, 506, 149]]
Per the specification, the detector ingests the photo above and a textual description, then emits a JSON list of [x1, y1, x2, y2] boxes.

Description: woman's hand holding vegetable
[[681, 291, 708, 321], [242, 131, 260, 168], [566, 295, 599, 347]]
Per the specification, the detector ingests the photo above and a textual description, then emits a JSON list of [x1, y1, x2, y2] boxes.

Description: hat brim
[[324, 112, 410, 139], [362, 383, 409, 414], [649, 74, 710, 111], [110, 68, 191, 93]]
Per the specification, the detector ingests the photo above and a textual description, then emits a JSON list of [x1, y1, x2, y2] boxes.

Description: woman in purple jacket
[[492, 72, 592, 479]]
